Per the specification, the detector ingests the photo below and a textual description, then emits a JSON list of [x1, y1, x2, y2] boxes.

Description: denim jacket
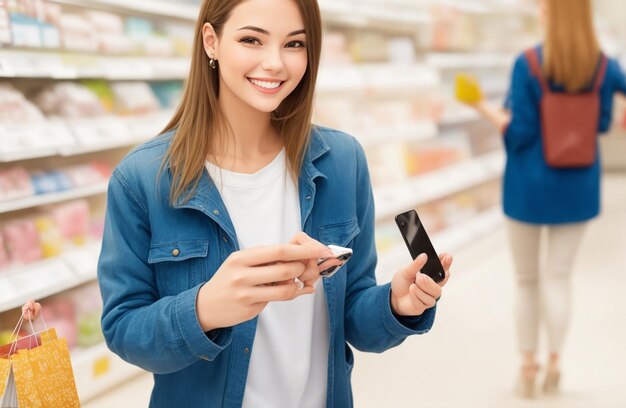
[[98, 125, 437, 408]]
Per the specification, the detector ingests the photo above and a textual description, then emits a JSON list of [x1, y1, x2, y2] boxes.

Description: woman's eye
[[286, 40, 306, 49], [240, 37, 261, 45]]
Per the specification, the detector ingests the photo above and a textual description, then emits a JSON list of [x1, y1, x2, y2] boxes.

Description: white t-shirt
[[205, 149, 329, 408]]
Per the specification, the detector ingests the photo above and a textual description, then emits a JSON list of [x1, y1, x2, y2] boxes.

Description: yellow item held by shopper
[[455, 74, 483, 104]]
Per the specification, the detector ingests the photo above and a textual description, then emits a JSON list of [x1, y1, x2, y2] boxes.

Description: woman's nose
[[261, 48, 284, 72]]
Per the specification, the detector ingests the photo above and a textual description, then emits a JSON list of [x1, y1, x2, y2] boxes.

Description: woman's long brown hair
[[160, 0, 322, 205], [543, 0, 601, 92]]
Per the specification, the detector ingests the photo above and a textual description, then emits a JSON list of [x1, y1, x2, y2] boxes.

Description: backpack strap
[[526, 48, 609, 94], [524, 48, 549, 93], [592, 54, 608, 92]]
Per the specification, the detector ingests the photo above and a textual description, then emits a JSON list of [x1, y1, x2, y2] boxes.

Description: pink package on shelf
[[42, 298, 78, 349], [62, 164, 102, 188], [0, 167, 34, 201], [2, 219, 43, 264], [51, 200, 90, 245]]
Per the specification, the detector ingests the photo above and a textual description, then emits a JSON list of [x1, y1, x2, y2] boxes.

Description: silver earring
[[209, 54, 217, 69]]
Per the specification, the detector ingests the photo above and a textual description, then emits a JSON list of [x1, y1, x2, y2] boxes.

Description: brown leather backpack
[[525, 48, 608, 168]]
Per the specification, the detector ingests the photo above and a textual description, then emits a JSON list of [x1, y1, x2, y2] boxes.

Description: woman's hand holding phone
[[390, 253, 452, 317], [196, 233, 333, 332]]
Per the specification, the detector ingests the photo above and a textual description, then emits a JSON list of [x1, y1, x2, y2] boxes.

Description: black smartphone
[[394, 209, 445, 283]]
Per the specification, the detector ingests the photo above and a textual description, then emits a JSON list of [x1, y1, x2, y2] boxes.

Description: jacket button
[[172, 248, 180, 257], [244, 347, 249, 354], [213, 209, 220, 215], [201, 355, 209, 361]]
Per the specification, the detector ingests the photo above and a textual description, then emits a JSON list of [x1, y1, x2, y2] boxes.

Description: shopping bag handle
[[5, 307, 50, 357]]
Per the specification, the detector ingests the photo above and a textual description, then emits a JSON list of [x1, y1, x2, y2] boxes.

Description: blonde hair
[[543, 0, 601, 92], [161, 0, 322, 205]]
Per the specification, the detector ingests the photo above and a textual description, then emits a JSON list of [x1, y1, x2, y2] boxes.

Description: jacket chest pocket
[[319, 218, 360, 248], [148, 240, 211, 296]]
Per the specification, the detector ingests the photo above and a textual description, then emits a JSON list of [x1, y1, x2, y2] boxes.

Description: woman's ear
[[203, 23, 219, 58]]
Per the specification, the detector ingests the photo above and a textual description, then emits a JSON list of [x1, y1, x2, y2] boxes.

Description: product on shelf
[[0, 166, 34, 201], [0, 0, 11, 44], [33, 82, 106, 119], [150, 81, 184, 109], [51, 200, 90, 246], [30, 169, 72, 195], [67, 283, 103, 348], [41, 296, 77, 349], [0, 84, 45, 122], [81, 80, 116, 113], [1, 219, 43, 265], [62, 162, 112, 188], [111, 81, 160, 115], [34, 215, 64, 258], [322, 31, 350, 65], [84, 10, 133, 55], [57, 13, 98, 52]]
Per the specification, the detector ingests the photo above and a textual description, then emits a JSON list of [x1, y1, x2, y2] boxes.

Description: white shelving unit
[[50, 0, 198, 21], [0, 50, 190, 80], [0, 181, 108, 214], [0, 110, 173, 162], [0, 2, 188, 403], [0, 241, 100, 313]]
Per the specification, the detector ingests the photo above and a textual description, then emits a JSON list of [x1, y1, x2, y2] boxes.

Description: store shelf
[[317, 64, 441, 94], [439, 109, 482, 127], [375, 206, 503, 282], [0, 181, 108, 214], [425, 52, 514, 70], [50, 0, 198, 21], [0, 110, 172, 162], [0, 49, 189, 79], [320, 0, 431, 31], [72, 341, 145, 403], [358, 121, 438, 147], [374, 150, 505, 221], [0, 242, 100, 313]]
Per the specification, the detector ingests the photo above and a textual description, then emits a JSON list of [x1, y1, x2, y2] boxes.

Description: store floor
[[84, 173, 626, 408]]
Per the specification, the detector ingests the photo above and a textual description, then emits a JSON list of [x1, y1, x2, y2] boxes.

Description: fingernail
[[418, 253, 427, 262]]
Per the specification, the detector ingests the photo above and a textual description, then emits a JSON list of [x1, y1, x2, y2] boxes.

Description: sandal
[[517, 363, 539, 399], [542, 368, 560, 395]]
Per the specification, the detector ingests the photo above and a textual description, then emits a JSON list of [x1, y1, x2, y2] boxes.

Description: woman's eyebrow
[[237, 26, 306, 37]]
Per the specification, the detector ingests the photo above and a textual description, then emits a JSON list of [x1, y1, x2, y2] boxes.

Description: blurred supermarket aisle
[[84, 172, 626, 408]]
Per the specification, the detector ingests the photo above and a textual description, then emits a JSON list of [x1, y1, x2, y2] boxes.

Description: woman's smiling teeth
[[249, 78, 282, 89]]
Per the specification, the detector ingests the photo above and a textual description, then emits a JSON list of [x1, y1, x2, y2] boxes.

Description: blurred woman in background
[[461, 0, 626, 399]]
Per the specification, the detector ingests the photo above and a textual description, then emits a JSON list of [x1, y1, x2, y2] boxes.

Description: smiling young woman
[[94, 0, 453, 407]]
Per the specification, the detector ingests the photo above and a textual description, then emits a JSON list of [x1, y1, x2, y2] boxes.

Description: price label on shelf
[[93, 355, 111, 378]]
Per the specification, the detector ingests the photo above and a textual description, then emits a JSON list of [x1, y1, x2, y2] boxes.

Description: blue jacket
[[502, 45, 626, 224], [98, 126, 437, 408]]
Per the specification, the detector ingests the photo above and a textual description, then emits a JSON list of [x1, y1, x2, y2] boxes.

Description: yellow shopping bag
[[0, 314, 80, 407]]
